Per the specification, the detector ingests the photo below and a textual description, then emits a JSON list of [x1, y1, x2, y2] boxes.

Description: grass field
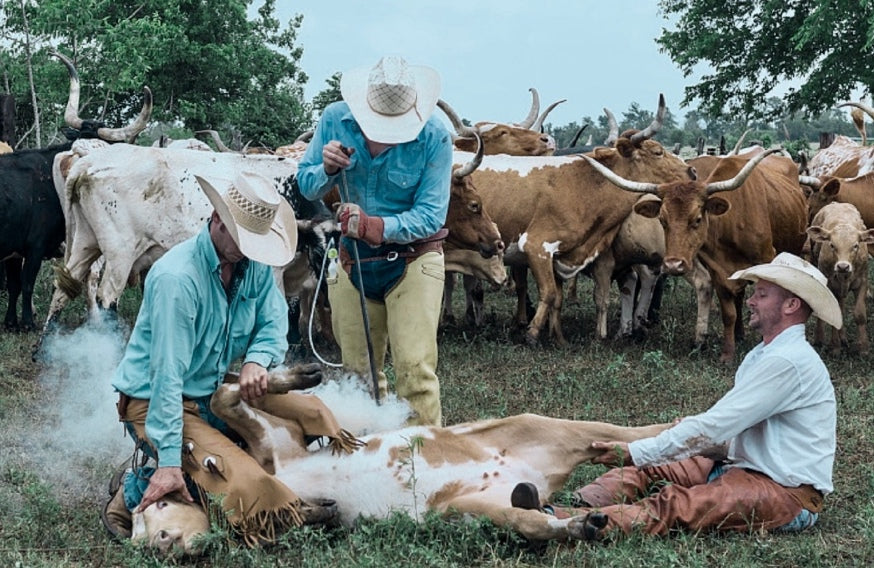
[[1, 264, 872, 567]]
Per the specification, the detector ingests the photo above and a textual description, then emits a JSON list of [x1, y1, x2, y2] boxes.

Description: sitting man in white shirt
[[511, 252, 840, 540]]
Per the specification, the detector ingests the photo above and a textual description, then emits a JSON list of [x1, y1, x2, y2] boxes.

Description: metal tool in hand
[[338, 144, 381, 404]]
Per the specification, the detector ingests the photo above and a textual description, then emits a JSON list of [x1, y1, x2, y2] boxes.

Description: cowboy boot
[[102, 484, 132, 539]]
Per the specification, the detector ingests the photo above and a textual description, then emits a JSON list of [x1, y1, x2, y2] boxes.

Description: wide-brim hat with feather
[[729, 252, 842, 329], [196, 171, 297, 267], [341, 55, 441, 144]]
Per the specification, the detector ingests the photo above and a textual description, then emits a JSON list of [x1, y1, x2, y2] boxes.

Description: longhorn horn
[[531, 98, 567, 132], [629, 94, 666, 144], [705, 148, 782, 194], [603, 108, 619, 146], [436, 99, 479, 138], [580, 154, 660, 194], [514, 87, 540, 129], [728, 128, 753, 155], [569, 123, 589, 147], [837, 100, 874, 122], [53, 50, 152, 143], [452, 129, 484, 178], [195, 130, 236, 152], [799, 175, 821, 190]]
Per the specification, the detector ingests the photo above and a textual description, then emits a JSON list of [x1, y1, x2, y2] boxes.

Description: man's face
[[130, 496, 209, 556], [746, 280, 789, 335], [209, 213, 245, 264]]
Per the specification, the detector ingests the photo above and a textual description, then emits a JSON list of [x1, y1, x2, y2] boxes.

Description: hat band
[[227, 184, 276, 235]]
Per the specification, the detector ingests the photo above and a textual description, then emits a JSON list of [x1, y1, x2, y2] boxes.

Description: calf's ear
[[807, 226, 830, 244], [633, 198, 662, 219], [860, 228, 874, 244]]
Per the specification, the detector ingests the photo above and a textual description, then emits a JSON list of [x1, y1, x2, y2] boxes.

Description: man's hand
[[322, 141, 354, 175], [337, 203, 384, 246], [136, 466, 193, 512], [239, 361, 269, 402], [590, 441, 633, 467]]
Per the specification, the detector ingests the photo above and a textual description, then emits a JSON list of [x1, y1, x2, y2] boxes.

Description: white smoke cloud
[[308, 371, 412, 436], [29, 313, 132, 496]]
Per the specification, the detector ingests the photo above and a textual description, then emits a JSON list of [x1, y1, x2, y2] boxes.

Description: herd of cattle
[[3, 53, 874, 365]]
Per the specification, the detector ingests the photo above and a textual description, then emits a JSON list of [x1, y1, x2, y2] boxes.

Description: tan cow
[[0, 141, 12, 154], [130, 370, 669, 553], [583, 148, 809, 363], [807, 202, 874, 354]]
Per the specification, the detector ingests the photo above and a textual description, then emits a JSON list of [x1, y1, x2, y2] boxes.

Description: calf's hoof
[[567, 511, 609, 541]]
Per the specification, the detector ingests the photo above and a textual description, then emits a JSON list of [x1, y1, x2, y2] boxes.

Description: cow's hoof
[[510, 482, 541, 511], [299, 498, 339, 528], [567, 511, 608, 541]]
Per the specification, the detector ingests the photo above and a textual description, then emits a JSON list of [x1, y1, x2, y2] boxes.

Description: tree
[[311, 71, 342, 120], [657, 0, 874, 121], [0, 0, 311, 148]]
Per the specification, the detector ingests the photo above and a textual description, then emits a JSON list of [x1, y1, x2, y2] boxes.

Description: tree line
[[1, 1, 867, 155]]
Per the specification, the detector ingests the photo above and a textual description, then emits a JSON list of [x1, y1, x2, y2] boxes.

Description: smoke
[[308, 370, 412, 436], [26, 314, 132, 497]]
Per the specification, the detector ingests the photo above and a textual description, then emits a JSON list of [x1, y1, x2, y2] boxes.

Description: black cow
[[0, 144, 70, 330]]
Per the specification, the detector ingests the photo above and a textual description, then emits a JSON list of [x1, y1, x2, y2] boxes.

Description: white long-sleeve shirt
[[629, 324, 836, 494]]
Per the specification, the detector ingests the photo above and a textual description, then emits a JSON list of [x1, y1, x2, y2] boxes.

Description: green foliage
[[657, 0, 874, 121], [1, 0, 311, 148]]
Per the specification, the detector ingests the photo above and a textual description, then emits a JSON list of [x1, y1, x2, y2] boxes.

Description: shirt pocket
[[387, 169, 422, 192]]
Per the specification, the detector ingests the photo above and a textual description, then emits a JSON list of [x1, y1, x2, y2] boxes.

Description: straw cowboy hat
[[729, 252, 843, 329], [340, 55, 441, 144], [195, 171, 297, 267]]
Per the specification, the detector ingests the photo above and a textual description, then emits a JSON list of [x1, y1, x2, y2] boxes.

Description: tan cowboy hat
[[195, 171, 297, 267], [729, 252, 843, 329], [340, 55, 441, 144]]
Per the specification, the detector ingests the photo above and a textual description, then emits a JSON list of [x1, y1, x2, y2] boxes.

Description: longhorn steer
[[807, 202, 874, 354], [583, 148, 809, 363], [438, 88, 564, 156], [131, 370, 669, 552], [459, 96, 690, 344], [0, 50, 150, 332]]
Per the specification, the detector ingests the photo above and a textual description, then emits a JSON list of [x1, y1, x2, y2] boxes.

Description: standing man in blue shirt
[[511, 253, 841, 540], [297, 56, 453, 426], [104, 170, 332, 549]]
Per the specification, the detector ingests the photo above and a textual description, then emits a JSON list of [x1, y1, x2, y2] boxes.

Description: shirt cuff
[[158, 446, 182, 468], [244, 352, 275, 370]]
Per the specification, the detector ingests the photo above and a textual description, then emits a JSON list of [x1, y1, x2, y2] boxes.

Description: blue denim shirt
[[297, 101, 453, 244], [112, 225, 289, 467]]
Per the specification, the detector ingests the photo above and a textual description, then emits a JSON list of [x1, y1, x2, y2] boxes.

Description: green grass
[[1, 266, 872, 566]]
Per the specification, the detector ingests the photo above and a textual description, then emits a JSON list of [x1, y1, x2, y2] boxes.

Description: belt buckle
[[386, 251, 399, 261]]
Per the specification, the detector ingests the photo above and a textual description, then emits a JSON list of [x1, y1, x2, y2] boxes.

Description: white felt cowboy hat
[[729, 252, 842, 329], [340, 55, 441, 144], [195, 171, 297, 267]]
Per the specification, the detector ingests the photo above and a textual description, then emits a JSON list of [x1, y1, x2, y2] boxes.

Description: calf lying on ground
[[131, 371, 668, 553]]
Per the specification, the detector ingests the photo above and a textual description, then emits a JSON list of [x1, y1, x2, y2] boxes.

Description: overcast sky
[[261, 1, 699, 128]]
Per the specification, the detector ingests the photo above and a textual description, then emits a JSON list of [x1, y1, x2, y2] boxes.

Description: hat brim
[[341, 64, 440, 144], [195, 175, 298, 267], [729, 264, 843, 329]]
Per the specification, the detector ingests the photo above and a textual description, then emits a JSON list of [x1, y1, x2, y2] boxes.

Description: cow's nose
[[663, 257, 687, 275], [835, 261, 852, 273]]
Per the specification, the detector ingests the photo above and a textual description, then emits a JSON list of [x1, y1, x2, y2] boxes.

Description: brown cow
[[129, 371, 669, 554], [807, 202, 874, 354], [463, 95, 692, 345], [583, 148, 809, 363]]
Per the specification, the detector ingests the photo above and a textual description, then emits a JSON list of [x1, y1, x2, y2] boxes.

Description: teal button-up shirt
[[297, 101, 453, 244], [112, 225, 288, 467]]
